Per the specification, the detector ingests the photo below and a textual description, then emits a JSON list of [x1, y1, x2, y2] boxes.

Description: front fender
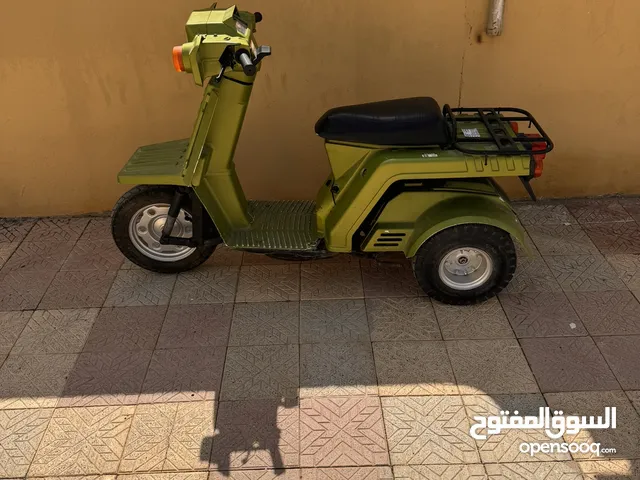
[[407, 195, 527, 257]]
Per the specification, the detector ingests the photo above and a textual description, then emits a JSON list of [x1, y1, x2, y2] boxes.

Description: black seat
[[315, 97, 451, 147]]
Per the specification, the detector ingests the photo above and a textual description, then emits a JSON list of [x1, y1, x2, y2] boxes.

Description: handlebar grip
[[237, 51, 256, 77]]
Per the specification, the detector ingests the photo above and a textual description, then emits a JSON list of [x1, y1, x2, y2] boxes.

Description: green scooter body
[[117, 4, 530, 256]]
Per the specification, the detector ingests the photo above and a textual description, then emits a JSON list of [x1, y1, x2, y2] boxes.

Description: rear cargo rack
[[443, 105, 554, 156]]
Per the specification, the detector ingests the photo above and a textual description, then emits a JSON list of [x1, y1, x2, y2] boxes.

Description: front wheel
[[111, 185, 218, 273], [412, 224, 517, 305]]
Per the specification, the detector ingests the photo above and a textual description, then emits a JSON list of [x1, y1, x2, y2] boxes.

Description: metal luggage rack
[[443, 105, 554, 156]]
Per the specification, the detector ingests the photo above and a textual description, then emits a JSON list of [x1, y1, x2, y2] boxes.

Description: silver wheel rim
[[128, 203, 195, 262], [438, 247, 493, 291]]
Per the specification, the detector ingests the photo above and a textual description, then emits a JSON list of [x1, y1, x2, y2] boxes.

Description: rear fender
[[407, 194, 527, 257]]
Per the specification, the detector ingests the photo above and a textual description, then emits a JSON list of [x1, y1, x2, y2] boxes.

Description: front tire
[[111, 185, 218, 273], [412, 224, 517, 305]]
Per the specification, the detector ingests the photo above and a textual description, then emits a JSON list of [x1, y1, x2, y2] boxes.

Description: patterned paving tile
[[235, 265, 300, 303], [62, 239, 124, 271], [84, 306, 166, 352], [1, 241, 74, 272], [300, 467, 393, 479], [300, 299, 369, 344], [566, 290, 640, 335], [211, 399, 299, 470], [432, 298, 514, 340], [0, 218, 36, 243], [512, 203, 576, 226], [446, 339, 539, 395], [125, 474, 208, 480], [139, 347, 225, 403], [366, 297, 440, 341], [606, 253, 640, 290], [39, 270, 117, 309], [119, 403, 175, 473], [0, 241, 19, 268], [520, 337, 619, 392], [393, 465, 486, 480], [360, 259, 423, 298], [221, 345, 299, 400], [314, 254, 361, 264], [120, 258, 143, 270], [241, 252, 298, 265], [30, 405, 134, 475], [584, 221, 640, 254], [0, 311, 31, 355], [463, 394, 571, 463], [499, 292, 586, 338], [79, 217, 113, 241], [206, 245, 244, 266], [372, 341, 458, 396], [628, 391, 640, 416], [0, 408, 53, 477], [11, 308, 98, 354], [210, 470, 300, 480], [545, 254, 626, 292], [24, 217, 89, 242], [578, 460, 640, 480], [484, 462, 582, 479], [300, 263, 363, 300], [0, 353, 77, 409], [157, 304, 233, 349], [300, 343, 377, 397], [0, 270, 55, 310], [104, 270, 176, 307], [594, 335, 640, 390], [515, 232, 540, 258], [230, 301, 299, 346], [27, 476, 117, 480], [58, 350, 152, 407], [526, 224, 599, 255], [564, 199, 633, 224], [300, 396, 388, 467], [171, 267, 238, 305], [545, 391, 640, 460], [620, 197, 640, 221], [502, 256, 562, 293], [165, 401, 215, 470], [381, 396, 479, 465], [121, 402, 215, 472]]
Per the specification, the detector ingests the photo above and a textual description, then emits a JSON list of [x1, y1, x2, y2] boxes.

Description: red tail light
[[525, 133, 546, 178]]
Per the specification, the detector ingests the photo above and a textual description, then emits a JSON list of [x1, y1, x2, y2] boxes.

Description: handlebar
[[236, 51, 256, 76]]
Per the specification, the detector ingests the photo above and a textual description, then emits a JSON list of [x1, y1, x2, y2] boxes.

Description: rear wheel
[[111, 185, 218, 273], [412, 224, 517, 305]]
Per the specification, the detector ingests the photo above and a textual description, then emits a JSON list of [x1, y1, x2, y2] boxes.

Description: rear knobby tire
[[111, 185, 217, 274], [412, 224, 517, 305]]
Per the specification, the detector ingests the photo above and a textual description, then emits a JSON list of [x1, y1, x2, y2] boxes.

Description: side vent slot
[[373, 232, 406, 248]]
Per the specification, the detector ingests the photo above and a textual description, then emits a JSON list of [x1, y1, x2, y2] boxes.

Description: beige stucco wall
[[1, 0, 638, 217]]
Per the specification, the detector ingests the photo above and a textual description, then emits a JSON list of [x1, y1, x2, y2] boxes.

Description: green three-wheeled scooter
[[111, 4, 553, 305]]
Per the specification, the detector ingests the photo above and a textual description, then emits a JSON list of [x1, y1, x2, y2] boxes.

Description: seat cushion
[[315, 97, 451, 147]]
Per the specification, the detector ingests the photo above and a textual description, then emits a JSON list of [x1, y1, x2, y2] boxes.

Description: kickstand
[[520, 178, 537, 202]]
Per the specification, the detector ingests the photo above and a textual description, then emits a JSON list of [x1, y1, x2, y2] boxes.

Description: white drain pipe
[[487, 0, 506, 36]]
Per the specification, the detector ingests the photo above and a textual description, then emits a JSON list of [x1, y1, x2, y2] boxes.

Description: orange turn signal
[[172, 45, 185, 72]]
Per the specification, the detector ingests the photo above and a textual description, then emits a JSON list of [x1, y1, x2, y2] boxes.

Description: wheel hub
[[128, 204, 195, 262], [439, 247, 493, 291]]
